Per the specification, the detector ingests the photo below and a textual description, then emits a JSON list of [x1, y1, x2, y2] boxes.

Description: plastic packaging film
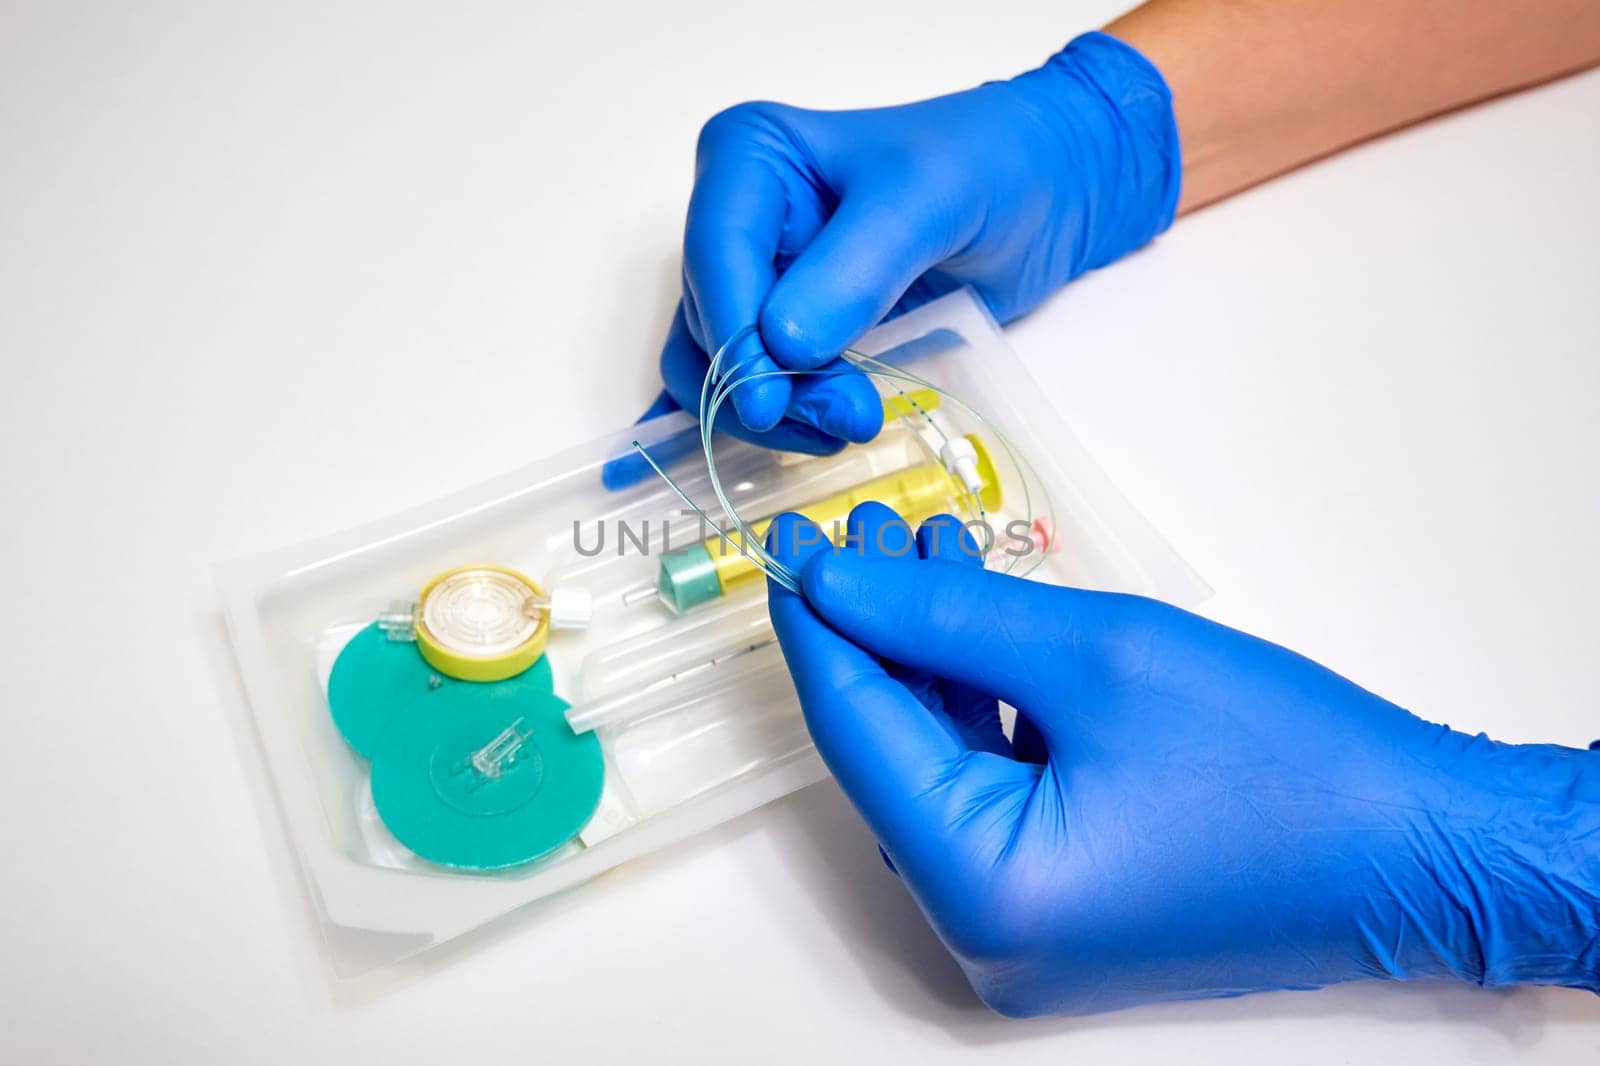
[[214, 288, 1209, 976], [634, 323, 1055, 600]]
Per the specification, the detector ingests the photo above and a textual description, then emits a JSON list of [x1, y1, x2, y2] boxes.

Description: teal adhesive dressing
[[327, 623, 554, 759]]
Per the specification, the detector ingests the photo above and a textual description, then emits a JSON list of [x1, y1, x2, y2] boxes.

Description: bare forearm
[[1107, 0, 1600, 211]]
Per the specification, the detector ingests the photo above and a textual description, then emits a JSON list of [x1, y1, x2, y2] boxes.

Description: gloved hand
[[629, 31, 1180, 468], [766, 503, 1600, 1017]]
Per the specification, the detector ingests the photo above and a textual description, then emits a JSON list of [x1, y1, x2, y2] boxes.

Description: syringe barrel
[[656, 455, 975, 613]]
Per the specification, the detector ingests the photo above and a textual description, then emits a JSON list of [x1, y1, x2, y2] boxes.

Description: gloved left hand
[[766, 503, 1600, 1016], [617, 31, 1180, 482]]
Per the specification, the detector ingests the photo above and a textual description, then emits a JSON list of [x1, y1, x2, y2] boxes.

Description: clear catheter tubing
[[635, 324, 1052, 593]]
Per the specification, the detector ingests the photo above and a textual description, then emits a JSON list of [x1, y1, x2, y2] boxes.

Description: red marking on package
[[1029, 517, 1058, 555]]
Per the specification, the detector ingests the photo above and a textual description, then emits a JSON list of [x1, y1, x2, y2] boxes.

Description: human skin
[[1108, 0, 1600, 211]]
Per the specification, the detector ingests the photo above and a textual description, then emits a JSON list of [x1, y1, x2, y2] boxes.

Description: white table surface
[[2, 2, 1596, 1063]]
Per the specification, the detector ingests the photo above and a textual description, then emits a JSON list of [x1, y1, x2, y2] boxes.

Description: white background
[[2, 1, 1597, 1063]]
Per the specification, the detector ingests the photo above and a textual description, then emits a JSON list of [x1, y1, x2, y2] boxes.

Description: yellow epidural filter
[[656, 433, 1002, 613], [414, 566, 550, 682]]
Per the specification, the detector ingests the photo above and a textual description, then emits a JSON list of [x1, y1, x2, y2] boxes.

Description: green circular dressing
[[370, 684, 604, 870], [329, 624, 602, 871], [327, 623, 553, 759]]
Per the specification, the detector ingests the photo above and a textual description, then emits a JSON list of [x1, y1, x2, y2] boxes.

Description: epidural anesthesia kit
[[218, 290, 1206, 975]]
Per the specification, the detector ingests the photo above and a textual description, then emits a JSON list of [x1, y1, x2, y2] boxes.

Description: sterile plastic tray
[[217, 288, 1208, 976]]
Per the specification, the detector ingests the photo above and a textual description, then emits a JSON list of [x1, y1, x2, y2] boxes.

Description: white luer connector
[[939, 437, 985, 497], [545, 586, 593, 631]]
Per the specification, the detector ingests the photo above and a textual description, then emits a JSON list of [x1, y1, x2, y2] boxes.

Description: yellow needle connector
[[655, 433, 1001, 613]]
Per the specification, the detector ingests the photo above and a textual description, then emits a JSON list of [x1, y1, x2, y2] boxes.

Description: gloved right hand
[[619, 31, 1181, 481], [766, 503, 1600, 1017]]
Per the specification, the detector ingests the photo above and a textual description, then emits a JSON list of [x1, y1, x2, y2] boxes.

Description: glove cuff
[[1436, 739, 1600, 993], [1008, 30, 1182, 277]]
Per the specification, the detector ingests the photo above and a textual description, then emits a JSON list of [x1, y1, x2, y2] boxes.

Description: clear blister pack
[[217, 289, 1208, 976]]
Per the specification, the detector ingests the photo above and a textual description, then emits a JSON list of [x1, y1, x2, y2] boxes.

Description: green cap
[[657, 544, 724, 614]]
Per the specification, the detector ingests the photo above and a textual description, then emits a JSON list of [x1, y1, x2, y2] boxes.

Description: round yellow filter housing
[[414, 565, 549, 682]]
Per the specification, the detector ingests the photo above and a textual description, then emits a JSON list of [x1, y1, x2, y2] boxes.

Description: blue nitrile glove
[[621, 31, 1180, 480], [766, 503, 1600, 1017]]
